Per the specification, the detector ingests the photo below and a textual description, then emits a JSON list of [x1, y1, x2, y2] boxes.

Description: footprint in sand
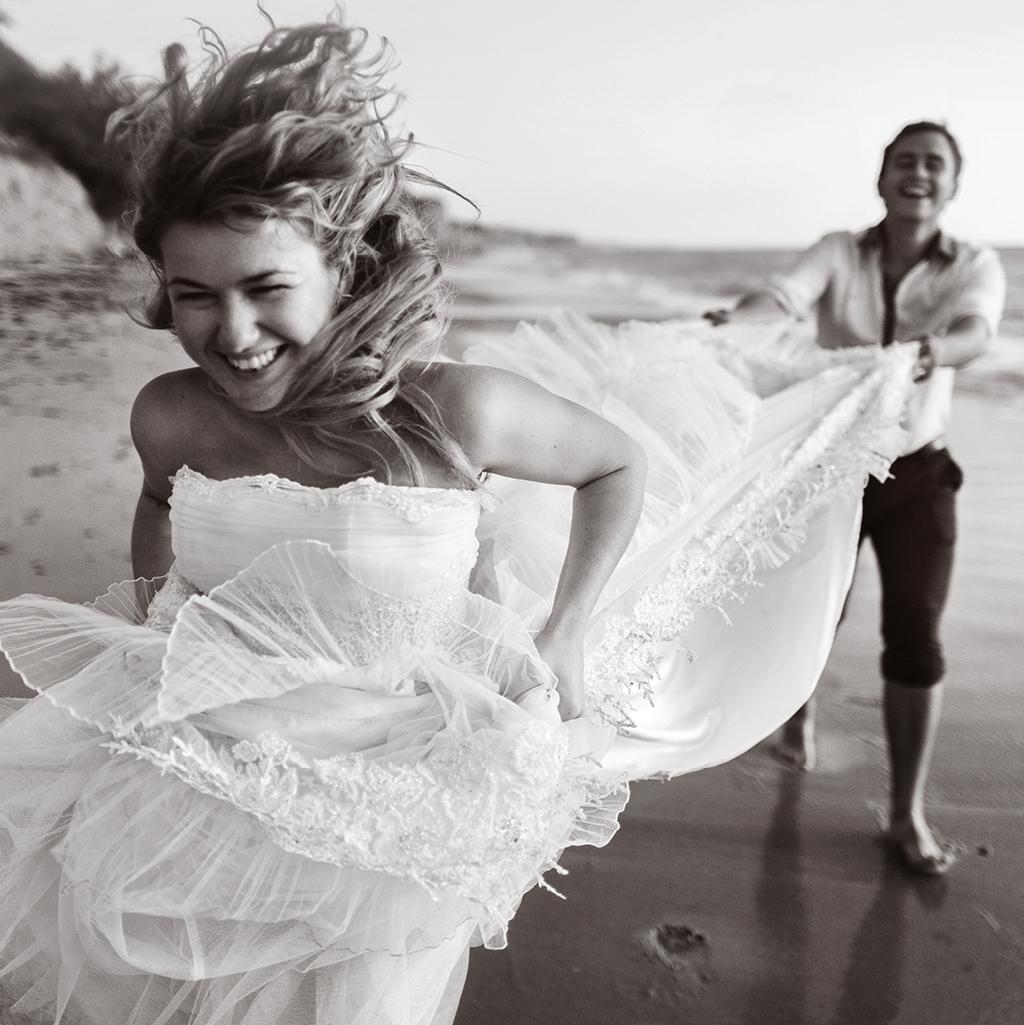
[[640, 922, 713, 994], [112, 435, 134, 463]]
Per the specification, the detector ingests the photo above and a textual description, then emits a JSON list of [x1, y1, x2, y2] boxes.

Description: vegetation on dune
[[0, 32, 137, 224]]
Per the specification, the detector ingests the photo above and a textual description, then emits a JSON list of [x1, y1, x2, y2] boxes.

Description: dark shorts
[[859, 444, 963, 688]]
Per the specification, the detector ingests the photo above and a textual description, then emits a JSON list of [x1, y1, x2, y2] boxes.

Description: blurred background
[[2, 0, 1021, 344], [5, 0, 1024, 247]]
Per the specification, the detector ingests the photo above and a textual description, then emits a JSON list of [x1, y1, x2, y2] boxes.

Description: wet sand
[[2, 247, 1023, 1024], [457, 394, 1024, 1024]]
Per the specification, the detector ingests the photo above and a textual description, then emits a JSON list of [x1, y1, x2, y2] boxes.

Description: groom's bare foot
[[772, 701, 817, 771], [884, 817, 956, 877]]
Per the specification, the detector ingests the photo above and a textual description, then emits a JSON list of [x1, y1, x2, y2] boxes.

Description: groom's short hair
[[880, 121, 963, 180]]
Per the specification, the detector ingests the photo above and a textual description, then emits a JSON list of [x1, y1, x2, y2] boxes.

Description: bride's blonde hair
[[110, 15, 478, 487]]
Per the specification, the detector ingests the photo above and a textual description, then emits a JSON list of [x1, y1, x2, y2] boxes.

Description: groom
[[706, 122, 1005, 874]]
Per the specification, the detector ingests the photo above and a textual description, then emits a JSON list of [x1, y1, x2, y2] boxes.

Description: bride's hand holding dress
[[430, 362, 646, 724], [532, 625, 585, 720]]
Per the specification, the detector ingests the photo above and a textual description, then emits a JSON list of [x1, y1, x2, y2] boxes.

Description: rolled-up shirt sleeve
[[948, 247, 1006, 337], [752, 233, 840, 319]]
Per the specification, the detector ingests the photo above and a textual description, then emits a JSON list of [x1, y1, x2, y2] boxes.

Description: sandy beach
[[1, 239, 1022, 1025]]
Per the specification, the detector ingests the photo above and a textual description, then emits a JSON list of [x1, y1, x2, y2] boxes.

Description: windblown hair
[[109, 15, 478, 488]]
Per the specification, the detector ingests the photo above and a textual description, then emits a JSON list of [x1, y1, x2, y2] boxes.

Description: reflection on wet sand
[[745, 764, 956, 1025], [749, 769, 810, 1025], [827, 864, 948, 1025]]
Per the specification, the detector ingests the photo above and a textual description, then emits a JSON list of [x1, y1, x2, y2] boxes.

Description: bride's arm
[[436, 364, 647, 719], [131, 483, 173, 581], [129, 375, 188, 581]]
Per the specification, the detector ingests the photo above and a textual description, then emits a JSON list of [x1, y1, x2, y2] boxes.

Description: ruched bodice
[[170, 467, 486, 596], [159, 468, 498, 671]]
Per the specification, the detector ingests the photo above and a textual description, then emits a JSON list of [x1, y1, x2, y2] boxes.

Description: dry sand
[[2, 245, 1022, 1024]]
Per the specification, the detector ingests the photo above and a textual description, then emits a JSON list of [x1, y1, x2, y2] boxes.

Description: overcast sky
[[7, 0, 1023, 247]]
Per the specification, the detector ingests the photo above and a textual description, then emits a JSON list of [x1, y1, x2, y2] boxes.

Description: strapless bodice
[[169, 466, 486, 596]]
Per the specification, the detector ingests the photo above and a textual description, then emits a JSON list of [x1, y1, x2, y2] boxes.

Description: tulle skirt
[[0, 554, 625, 1025], [0, 316, 915, 1024]]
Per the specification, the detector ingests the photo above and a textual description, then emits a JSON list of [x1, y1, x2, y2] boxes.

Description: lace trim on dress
[[141, 543, 479, 672], [106, 720, 626, 939], [219, 547, 478, 666], [171, 466, 495, 521], [143, 565, 201, 630], [584, 348, 915, 729]]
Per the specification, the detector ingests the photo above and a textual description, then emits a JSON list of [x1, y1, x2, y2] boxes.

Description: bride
[[0, 14, 917, 1025]]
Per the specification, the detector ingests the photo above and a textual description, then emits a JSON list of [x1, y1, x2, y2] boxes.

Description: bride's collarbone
[[183, 418, 453, 490], [168, 371, 462, 489], [187, 431, 373, 488]]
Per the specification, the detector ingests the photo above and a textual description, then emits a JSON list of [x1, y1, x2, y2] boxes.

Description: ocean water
[[999, 247, 1024, 338], [575, 244, 1024, 341]]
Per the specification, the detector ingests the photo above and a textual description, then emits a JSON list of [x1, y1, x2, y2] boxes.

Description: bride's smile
[[162, 218, 340, 412]]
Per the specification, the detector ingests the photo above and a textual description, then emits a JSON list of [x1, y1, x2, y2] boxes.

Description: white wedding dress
[[0, 317, 914, 1025]]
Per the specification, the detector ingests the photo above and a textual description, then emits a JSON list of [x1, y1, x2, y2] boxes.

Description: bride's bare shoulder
[[131, 370, 224, 491], [413, 360, 537, 461], [132, 369, 217, 439], [415, 359, 519, 418], [134, 367, 211, 406]]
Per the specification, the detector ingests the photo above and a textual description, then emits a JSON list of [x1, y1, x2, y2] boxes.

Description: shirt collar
[[857, 222, 958, 262]]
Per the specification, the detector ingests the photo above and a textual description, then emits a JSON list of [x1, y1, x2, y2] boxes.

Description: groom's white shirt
[[753, 226, 1006, 454]]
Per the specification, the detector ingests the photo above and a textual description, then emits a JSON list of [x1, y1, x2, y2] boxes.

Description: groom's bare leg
[[883, 678, 953, 873], [868, 448, 960, 874]]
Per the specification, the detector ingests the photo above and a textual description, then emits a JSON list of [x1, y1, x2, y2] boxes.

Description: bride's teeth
[[226, 348, 281, 371]]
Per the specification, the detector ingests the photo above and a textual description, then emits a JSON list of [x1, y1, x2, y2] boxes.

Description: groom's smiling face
[[877, 131, 959, 223]]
